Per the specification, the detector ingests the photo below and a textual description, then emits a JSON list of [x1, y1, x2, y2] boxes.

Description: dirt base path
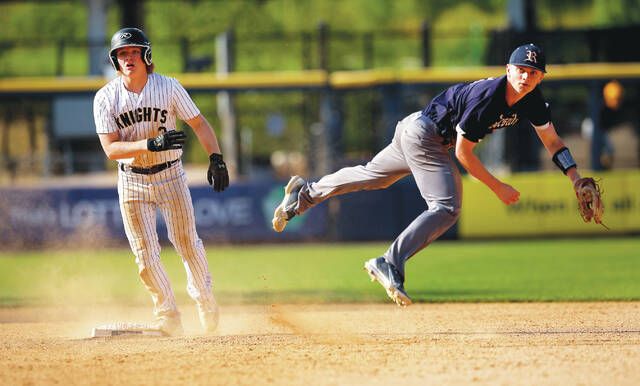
[[1, 302, 639, 385]]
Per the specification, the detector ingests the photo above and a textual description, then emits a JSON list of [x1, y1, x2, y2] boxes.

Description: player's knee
[[172, 232, 194, 246], [170, 232, 202, 253], [449, 205, 461, 220], [133, 247, 160, 271], [431, 202, 461, 222]]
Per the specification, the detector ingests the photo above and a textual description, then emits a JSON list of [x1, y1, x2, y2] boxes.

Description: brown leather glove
[[573, 177, 605, 228]]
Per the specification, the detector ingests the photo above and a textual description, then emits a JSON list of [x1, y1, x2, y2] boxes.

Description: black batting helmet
[[109, 27, 152, 71]]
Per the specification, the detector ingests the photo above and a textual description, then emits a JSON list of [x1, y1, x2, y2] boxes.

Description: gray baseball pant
[[296, 111, 462, 279]]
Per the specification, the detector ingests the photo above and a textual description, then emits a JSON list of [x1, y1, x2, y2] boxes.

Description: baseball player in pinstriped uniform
[[94, 28, 229, 335], [273, 44, 602, 307]]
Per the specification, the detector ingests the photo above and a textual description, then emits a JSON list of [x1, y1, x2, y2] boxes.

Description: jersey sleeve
[[171, 78, 200, 121], [524, 88, 551, 126], [93, 89, 119, 134]]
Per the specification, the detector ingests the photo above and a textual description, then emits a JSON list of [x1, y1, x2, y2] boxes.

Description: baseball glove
[[573, 177, 606, 228]]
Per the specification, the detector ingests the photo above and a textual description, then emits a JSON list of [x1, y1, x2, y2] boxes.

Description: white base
[[91, 322, 165, 338]]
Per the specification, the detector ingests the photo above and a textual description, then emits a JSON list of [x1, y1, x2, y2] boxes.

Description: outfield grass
[[0, 237, 638, 306]]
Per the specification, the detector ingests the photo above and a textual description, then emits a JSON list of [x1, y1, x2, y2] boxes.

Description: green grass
[[0, 238, 638, 306]]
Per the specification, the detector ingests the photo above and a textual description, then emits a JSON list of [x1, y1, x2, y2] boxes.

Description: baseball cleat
[[272, 175, 306, 232], [198, 302, 220, 334], [154, 314, 184, 336], [364, 257, 412, 307]]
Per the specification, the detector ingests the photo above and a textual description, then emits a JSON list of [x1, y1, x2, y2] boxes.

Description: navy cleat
[[272, 175, 306, 232], [364, 257, 412, 307]]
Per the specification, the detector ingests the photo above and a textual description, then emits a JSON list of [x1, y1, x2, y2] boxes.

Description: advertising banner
[[459, 170, 640, 237], [0, 181, 328, 247]]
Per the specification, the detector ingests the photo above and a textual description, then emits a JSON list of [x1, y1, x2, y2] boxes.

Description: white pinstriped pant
[[117, 161, 217, 318]]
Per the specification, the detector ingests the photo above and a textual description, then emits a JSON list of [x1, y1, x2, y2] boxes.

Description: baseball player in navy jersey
[[273, 44, 603, 307], [94, 27, 229, 335]]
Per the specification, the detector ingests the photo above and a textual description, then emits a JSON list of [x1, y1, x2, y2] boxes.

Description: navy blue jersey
[[422, 75, 551, 143]]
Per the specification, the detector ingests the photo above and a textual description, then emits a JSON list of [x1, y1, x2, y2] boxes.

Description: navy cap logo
[[525, 50, 537, 63], [119, 32, 132, 39]]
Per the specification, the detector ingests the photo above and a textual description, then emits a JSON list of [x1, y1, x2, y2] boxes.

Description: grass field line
[[0, 237, 638, 306]]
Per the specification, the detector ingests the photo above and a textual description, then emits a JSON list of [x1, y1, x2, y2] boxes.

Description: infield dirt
[[1, 302, 639, 386]]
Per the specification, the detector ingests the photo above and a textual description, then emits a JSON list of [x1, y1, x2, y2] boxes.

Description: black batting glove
[[147, 131, 187, 152], [207, 153, 229, 192]]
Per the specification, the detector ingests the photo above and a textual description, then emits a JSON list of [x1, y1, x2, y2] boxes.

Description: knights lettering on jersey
[[115, 107, 168, 129], [488, 113, 519, 130]]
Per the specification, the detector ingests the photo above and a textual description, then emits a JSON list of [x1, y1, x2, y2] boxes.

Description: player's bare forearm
[[534, 122, 567, 155], [457, 152, 499, 189], [98, 133, 149, 160], [186, 114, 222, 156], [455, 134, 520, 205], [534, 122, 581, 185], [455, 135, 501, 190]]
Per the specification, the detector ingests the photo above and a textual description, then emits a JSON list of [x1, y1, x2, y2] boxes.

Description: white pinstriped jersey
[[93, 71, 218, 325], [93, 73, 200, 167]]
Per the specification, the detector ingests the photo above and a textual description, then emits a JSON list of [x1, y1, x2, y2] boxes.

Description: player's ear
[[506, 64, 514, 75]]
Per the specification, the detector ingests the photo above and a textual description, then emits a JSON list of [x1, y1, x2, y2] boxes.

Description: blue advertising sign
[[0, 181, 328, 247]]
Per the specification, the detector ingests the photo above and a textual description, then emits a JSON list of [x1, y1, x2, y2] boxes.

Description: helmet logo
[[119, 32, 132, 39], [525, 50, 537, 63]]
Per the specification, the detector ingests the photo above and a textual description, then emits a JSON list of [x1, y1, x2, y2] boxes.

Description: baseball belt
[[120, 159, 179, 175]]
